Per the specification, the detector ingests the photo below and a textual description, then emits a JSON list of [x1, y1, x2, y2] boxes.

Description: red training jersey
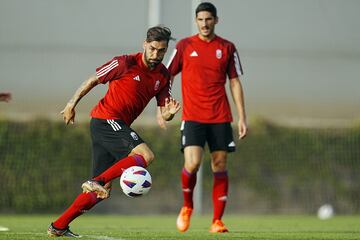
[[167, 34, 243, 123], [90, 52, 171, 126]]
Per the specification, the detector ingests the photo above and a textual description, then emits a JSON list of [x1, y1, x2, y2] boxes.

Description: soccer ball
[[317, 204, 334, 220], [120, 166, 152, 197]]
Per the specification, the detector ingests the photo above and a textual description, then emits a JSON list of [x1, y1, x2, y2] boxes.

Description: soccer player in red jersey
[[158, 2, 247, 233], [47, 26, 180, 238], [0, 92, 11, 102]]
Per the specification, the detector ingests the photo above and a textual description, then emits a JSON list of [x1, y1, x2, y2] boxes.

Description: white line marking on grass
[[85, 235, 125, 240], [3, 232, 45, 235], [3, 232, 125, 240], [0, 226, 9, 231]]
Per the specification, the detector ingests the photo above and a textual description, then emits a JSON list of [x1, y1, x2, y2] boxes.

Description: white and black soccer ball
[[120, 166, 152, 197]]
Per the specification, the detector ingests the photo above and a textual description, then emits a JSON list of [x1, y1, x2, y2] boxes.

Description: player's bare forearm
[[157, 76, 177, 129], [230, 77, 248, 139], [230, 77, 246, 120], [157, 106, 167, 129], [160, 97, 181, 121], [61, 75, 100, 124], [66, 75, 100, 108]]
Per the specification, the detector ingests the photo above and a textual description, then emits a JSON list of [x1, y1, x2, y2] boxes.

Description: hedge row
[[0, 119, 359, 213]]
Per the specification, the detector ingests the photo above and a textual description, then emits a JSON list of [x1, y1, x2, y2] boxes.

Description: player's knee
[[211, 158, 227, 172], [185, 162, 201, 173], [142, 151, 155, 164], [131, 143, 154, 165]]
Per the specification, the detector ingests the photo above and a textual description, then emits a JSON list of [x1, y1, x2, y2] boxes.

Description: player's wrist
[[66, 101, 76, 109], [162, 111, 174, 121]]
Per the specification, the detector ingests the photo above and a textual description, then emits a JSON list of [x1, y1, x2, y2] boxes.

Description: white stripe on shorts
[[107, 119, 121, 131]]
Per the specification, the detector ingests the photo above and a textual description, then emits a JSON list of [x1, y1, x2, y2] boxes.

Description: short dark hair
[[146, 26, 173, 44], [195, 2, 217, 18]]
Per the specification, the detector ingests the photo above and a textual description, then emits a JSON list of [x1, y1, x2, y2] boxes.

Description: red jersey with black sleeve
[[90, 52, 171, 126], [167, 34, 243, 123]]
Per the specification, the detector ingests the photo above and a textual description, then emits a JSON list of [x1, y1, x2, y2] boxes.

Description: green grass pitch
[[0, 215, 359, 239]]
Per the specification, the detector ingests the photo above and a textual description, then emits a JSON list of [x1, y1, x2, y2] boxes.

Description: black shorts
[[180, 120, 235, 153], [90, 118, 144, 177]]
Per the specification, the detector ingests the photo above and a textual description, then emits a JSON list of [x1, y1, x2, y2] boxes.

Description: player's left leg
[[85, 119, 149, 189], [209, 151, 229, 233]]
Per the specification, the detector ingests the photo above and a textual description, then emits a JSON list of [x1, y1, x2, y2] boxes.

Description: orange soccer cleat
[[209, 219, 229, 233], [176, 206, 193, 232]]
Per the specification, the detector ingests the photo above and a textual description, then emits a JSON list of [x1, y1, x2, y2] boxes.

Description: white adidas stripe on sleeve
[[96, 60, 119, 78], [166, 49, 177, 69], [233, 51, 243, 76]]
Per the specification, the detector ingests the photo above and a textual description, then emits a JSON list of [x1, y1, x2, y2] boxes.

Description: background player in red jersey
[[47, 26, 180, 238], [158, 2, 247, 233], [0, 92, 11, 102]]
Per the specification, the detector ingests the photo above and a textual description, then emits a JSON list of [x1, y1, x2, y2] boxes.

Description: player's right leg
[[177, 121, 206, 232], [48, 120, 115, 235], [49, 191, 105, 236], [177, 146, 203, 232]]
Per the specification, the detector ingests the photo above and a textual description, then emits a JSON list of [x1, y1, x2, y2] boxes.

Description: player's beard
[[144, 50, 163, 70]]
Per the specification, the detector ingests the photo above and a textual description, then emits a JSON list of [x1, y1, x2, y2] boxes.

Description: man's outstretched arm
[[61, 75, 100, 125]]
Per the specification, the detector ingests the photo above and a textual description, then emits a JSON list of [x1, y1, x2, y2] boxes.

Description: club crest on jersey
[[154, 80, 160, 91], [130, 132, 139, 140], [216, 49, 222, 59]]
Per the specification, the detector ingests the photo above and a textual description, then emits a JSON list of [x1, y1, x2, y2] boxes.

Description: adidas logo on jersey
[[190, 51, 198, 57], [228, 141, 235, 147], [133, 75, 140, 81]]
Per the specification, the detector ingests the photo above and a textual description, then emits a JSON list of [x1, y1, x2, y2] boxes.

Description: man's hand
[[238, 119, 248, 139], [164, 97, 181, 115], [160, 97, 181, 121], [61, 104, 76, 125]]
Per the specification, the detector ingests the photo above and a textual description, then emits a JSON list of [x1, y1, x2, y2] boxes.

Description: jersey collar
[[195, 34, 218, 43]]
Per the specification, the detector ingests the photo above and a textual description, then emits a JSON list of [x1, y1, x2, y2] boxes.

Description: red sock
[[53, 192, 101, 229], [93, 154, 147, 183], [181, 168, 197, 208], [212, 171, 228, 222]]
